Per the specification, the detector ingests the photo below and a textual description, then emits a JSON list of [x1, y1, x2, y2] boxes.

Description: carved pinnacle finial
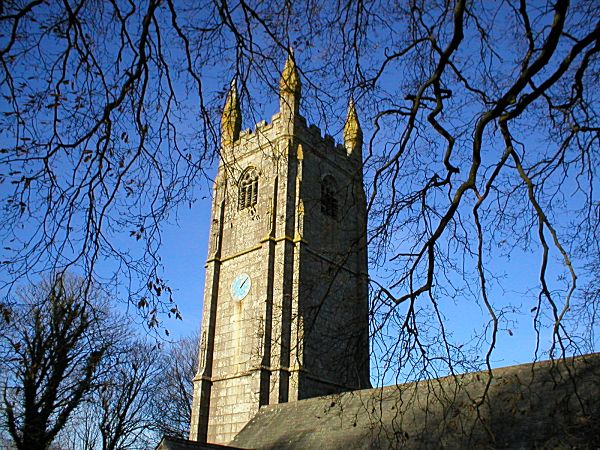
[[222, 77, 241, 147], [280, 50, 301, 95], [279, 50, 301, 117], [344, 98, 363, 157]]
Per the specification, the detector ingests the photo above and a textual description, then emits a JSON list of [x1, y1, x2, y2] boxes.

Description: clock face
[[230, 273, 251, 302]]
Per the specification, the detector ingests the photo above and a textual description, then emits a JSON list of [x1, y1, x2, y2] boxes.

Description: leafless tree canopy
[[0, 0, 220, 325], [148, 333, 198, 439], [57, 340, 162, 450], [0, 273, 199, 449], [1, 0, 598, 381], [352, 0, 599, 380], [54, 333, 197, 449], [0, 275, 114, 450]]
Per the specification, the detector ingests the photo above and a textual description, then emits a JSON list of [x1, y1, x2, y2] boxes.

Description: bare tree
[[0, 275, 115, 450], [0, 0, 219, 325], [54, 334, 197, 448], [95, 341, 160, 450], [0, 0, 598, 399], [149, 334, 198, 438], [58, 340, 161, 450], [349, 0, 599, 381]]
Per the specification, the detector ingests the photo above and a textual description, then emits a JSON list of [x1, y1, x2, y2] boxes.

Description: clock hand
[[240, 278, 247, 289]]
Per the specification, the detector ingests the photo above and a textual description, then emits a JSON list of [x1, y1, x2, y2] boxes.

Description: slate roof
[[156, 436, 245, 450], [230, 353, 600, 449]]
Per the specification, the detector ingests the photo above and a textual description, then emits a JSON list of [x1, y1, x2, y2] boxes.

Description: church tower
[[189, 54, 370, 445]]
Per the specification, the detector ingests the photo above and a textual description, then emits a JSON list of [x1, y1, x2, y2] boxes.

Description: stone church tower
[[189, 54, 371, 445]]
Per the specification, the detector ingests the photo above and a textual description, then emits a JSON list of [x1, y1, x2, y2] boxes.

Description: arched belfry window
[[321, 175, 338, 219], [238, 168, 258, 210]]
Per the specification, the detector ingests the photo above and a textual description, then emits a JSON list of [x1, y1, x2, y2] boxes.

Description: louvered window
[[321, 176, 338, 219], [239, 168, 259, 210]]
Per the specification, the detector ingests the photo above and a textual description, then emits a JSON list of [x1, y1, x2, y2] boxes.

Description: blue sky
[[160, 197, 210, 338], [1, 0, 596, 387]]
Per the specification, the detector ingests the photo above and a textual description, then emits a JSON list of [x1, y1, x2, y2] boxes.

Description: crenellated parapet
[[220, 51, 364, 173]]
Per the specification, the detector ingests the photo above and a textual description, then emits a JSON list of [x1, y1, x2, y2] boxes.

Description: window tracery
[[239, 168, 259, 210], [321, 175, 338, 219]]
